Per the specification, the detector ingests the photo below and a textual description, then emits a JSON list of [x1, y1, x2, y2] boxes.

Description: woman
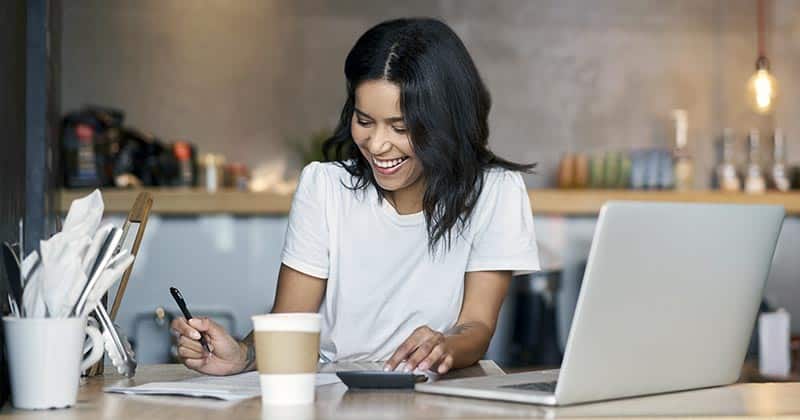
[[172, 17, 540, 376]]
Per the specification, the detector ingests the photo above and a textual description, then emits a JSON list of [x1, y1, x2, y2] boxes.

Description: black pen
[[170, 287, 211, 353]]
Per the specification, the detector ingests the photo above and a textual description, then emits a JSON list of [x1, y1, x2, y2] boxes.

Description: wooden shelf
[[58, 188, 800, 216], [529, 189, 800, 216], [58, 188, 293, 215]]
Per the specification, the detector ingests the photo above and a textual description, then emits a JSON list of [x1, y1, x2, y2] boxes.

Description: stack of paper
[[105, 372, 341, 401]]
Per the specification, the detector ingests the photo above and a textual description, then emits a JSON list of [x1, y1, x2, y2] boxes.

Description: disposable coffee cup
[[251, 313, 321, 405], [3, 316, 104, 409]]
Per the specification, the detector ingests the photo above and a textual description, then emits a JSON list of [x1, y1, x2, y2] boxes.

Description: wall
[[61, 0, 800, 188], [0, 0, 27, 303]]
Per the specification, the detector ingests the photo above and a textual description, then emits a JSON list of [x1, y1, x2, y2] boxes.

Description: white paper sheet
[[105, 372, 342, 401]]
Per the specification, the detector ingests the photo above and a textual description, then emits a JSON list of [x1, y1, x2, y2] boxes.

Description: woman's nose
[[367, 130, 392, 156]]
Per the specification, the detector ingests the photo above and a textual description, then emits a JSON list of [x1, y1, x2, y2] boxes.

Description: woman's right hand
[[171, 317, 249, 376]]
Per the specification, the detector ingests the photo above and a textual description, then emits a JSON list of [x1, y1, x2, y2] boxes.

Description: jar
[[199, 154, 226, 193]]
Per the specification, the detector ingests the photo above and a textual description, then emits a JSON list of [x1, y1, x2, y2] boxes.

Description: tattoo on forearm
[[242, 331, 257, 371], [445, 323, 475, 336]]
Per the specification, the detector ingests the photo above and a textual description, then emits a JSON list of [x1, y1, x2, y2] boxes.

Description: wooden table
[[2, 364, 800, 419]]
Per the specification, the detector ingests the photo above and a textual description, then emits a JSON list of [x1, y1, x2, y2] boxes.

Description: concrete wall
[[61, 0, 800, 188], [60, 1, 800, 363]]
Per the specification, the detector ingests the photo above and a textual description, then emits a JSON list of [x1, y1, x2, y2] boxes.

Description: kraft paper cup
[[251, 313, 321, 405]]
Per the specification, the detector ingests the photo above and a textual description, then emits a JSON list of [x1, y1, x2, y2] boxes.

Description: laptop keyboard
[[500, 381, 557, 393]]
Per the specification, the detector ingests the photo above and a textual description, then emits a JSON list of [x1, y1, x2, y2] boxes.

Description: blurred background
[[2, 0, 800, 375]]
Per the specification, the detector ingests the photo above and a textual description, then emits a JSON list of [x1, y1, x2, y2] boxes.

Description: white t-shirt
[[280, 161, 540, 362]]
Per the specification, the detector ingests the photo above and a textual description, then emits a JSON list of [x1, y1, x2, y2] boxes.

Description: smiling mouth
[[372, 156, 409, 170]]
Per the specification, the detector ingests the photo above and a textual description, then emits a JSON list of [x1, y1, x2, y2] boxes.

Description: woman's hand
[[171, 317, 249, 376], [384, 326, 455, 374]]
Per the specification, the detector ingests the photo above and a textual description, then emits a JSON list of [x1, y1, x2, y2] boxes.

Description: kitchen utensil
[[81, 252, 133, 318], [70, 227, 121, 317], [93, 303, 136, 377]]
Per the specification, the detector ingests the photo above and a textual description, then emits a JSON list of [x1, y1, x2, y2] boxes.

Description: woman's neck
[[385, 178, 425, 215]]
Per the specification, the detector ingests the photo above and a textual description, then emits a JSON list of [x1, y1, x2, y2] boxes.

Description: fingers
[[405, 332, 445, 372], [179, 335, 204, 354], [171, 317, 201, 340], [176, 331, 209, 362], [178, 343, 205, 360], [172, 318, 210, 365], [416, 343, 445, 372], [436, 355, 454, 374], [188, 317, 226, 340], [384, 327, 428, 372], [184, 357, 208, 371]]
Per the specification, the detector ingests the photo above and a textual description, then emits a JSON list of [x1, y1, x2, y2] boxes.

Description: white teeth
[[373, 157, 406, 169]]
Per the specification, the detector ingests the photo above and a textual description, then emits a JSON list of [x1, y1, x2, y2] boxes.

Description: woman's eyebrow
[[354, 108, 373, 120], [354, 108, 404, 123]]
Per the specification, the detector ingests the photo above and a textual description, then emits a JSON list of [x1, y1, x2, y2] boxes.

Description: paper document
[[105, 372, 341, 401]]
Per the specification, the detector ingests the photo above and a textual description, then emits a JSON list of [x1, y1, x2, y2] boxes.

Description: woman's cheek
[[351, 124, 367, 146]]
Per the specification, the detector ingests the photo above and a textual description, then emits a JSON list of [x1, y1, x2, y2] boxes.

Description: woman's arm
[[384, 270, 511, 374], [239, 263, 327, 371]]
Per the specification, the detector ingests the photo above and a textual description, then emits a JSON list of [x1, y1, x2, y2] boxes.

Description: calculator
[[336, 370, 428, 389]]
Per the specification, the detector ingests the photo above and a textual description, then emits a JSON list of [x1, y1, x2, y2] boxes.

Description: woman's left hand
[[384, 325, 455, 374]]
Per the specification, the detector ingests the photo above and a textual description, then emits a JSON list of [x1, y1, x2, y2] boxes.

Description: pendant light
[[747, 0, 778, 114]]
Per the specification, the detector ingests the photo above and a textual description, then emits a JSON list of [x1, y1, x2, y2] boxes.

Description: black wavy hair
[[323, 17, 535, 252]]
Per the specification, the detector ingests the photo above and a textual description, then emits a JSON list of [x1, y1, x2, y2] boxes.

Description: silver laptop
[[416, 201, 784, 406]]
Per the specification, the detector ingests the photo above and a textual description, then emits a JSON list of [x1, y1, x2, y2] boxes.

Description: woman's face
[[351, 79, 423, 193]]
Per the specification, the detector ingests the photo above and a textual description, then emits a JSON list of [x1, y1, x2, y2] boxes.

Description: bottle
[[744, 129, 766, 194], [770, 129, 791, 192], [173, 141, 195, 187], [199, 154, 226, 193], [672, 110, 693, 190], [573, 153, 589, 189], [716, 129, 741, 192], [556, 153, 576, 188]]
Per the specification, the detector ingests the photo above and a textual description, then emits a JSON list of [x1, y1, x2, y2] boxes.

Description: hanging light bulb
[[748, 0, 778, 115], [748, 57, 778, 114]]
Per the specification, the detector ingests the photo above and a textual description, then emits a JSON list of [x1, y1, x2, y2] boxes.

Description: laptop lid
[[555, 201, 784, 405]]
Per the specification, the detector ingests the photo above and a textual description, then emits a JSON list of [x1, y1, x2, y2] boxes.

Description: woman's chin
[[375, 179, 402, 192]]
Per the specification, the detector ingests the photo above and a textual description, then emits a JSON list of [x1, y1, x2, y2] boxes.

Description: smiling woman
[[323, 18, 537, 251], [172, 17, 541, 377], [350, 79, 425, 211]]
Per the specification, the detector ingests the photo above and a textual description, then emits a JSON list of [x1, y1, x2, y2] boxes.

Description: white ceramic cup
[[3, 316, 104, 409], [251, 313, 321, 405]]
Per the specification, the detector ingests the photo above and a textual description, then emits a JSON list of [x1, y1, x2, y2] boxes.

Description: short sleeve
[[466, 171, 541, 276], [281, 162, 330, 279]]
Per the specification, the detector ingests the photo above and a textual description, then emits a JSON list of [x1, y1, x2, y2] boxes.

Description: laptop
[[416, 201, 784, 406]]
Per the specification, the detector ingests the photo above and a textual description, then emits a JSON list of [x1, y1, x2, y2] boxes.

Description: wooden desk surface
[[2, 364, 800, 419]]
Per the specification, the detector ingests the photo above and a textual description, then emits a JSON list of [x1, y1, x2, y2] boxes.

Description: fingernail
[[418, 363, 428, 371], [383, 365, 390, 372], [403, 366, 411, 373], [192, 331, 201, 340]]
